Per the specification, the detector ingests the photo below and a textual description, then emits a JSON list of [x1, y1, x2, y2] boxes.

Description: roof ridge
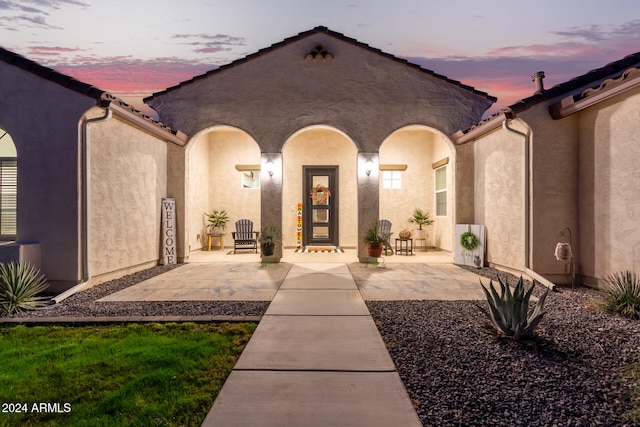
[[144, 26, 496, 102]]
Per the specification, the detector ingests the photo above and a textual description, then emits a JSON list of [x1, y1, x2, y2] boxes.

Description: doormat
[[294, 247, 345, 253]]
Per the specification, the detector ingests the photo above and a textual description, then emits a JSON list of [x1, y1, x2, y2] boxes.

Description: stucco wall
[[0, 60, 95, 286], [193, 127, 261, 251], [89, 111, 168, 278], [186, 133, 210, 252], [578, 87, 640, 286], [282, 127, 357, 247], [379, 127, 453, 250], [148, 32, 492, 153], [520, 107, 579, 282], [473, 122, 526, 271]]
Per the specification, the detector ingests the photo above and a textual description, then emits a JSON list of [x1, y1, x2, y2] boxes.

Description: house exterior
[[0, 26, 638, 292], [452, 55, 640, 288]]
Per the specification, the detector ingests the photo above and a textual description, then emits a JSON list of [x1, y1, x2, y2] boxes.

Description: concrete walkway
[[201, 262, 422, 426]]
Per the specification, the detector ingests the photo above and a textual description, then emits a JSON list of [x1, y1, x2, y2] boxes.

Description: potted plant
[[258, 225, 281, 257], [364, 222, 386, 258], [206, 209, 229, 235], [408, 209, 434, 239]]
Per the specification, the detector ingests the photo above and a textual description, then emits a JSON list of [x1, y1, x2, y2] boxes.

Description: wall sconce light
[[266, 159, 274, 177], [365, 157, 373, 176]]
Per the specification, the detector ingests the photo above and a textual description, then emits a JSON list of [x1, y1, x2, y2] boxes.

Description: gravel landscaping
[[368, 268, 640, 427], [4, 263, 640, 426]]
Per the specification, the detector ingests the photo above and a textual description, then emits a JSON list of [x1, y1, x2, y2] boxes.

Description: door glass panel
[[312, 175, 330, 206], [313, 209, 329, 223], [313, 226, 329, 238]]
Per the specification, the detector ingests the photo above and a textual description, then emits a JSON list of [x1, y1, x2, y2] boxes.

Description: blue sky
[[2, 0, 639, 113]]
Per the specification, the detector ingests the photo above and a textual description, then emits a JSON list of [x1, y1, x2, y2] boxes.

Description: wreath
[[460, 231, 479, 251], [310, 185, 331, 204]]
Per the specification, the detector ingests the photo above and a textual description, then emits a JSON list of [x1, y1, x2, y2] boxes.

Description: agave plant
[[602, 270, 640, 319], [0, 262, 49, 315], [479, 275, 548, 340]]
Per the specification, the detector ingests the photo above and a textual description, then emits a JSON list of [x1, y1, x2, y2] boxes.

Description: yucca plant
[[0, 261, 49, 315], [602, 271, 640, 319], [479, 275, 548, 340]]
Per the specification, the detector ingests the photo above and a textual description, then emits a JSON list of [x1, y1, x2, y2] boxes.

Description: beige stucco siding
[[473, 123, 525, 271], [185, 127, 261, 252], [521, 107, 579, 282], [578, 87, 640, 285], [89, 111, 168, 278], [379, 127, 453, 251], [282, 127, 357, 247]]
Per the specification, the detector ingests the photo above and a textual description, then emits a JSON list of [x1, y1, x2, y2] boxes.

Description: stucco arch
[[379, 124, 457, 252], [281, 125, 359, 248], [182, 125, 261, 255]]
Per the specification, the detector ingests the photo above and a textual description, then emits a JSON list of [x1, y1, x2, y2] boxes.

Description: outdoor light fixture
[[365, 157, 373, 176], [266, 159, 274, 177]]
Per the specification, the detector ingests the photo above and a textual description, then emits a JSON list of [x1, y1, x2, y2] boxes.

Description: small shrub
[[0, 261, 49, 315], [602, 271, 640, 319], [479, 275, 548, 340]]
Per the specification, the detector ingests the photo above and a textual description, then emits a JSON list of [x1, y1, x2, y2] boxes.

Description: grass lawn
[[0, 322, 255, 427]]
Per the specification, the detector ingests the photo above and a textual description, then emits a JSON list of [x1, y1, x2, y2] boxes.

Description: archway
[[379, 125, 456, 252], [185, 126, 261, 254], [0, 127, 17, 239], [282, 126, 358, 250]]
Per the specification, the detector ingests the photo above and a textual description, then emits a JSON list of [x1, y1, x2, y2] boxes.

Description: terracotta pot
[[366, 243, 383, 258]]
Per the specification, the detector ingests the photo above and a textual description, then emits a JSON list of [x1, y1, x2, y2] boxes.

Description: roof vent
[[305, 45, 333, 61], [532, 71, 545, 93]]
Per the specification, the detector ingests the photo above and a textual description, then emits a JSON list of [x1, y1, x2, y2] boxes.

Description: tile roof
[[144, 26, 496, 103], [0, 46, 186, 145], [454, 50, 640, 141]]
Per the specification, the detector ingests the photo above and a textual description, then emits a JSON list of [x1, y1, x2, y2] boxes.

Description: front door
[[303, 166, 338, 247]]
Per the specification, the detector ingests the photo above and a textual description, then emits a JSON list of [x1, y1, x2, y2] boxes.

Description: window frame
[[435, 165, 447, 217], [382, 170, 402, 189]]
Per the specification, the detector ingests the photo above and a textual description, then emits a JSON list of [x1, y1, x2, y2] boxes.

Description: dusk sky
[[2, 0, 639, 115]]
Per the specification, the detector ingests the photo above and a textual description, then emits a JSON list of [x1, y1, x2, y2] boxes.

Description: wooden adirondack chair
[[232, 219, 259, 253], [379, 219, 393, 255]]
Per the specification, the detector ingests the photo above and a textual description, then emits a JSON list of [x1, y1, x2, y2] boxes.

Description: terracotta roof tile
[[144, 26, 496, 103], [455, 50, 640, 138]]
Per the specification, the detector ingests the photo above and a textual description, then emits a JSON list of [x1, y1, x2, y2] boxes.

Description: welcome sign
[[161, 198, 177, 265]]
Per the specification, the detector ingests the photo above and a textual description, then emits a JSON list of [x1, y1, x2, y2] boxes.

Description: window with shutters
[[0, 130, 17, 238]]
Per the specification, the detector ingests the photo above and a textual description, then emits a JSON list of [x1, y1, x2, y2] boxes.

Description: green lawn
[[0, 322, 255, 427]]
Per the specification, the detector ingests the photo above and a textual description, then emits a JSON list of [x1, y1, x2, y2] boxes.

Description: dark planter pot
[[366, 243, 383, 258], [261, 243, 275, 256]]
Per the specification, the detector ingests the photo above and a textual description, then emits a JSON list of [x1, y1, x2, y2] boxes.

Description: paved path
[[201, 262, 422, 426]]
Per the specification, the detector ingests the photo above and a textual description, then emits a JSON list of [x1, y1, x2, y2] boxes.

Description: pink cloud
[[54, 57, 213, 97]]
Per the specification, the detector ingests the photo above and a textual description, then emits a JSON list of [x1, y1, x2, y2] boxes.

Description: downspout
[[502, 119, 556, 291], [50, 107, 112, 304]]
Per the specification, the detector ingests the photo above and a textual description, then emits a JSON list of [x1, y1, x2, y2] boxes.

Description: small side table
[[395, 238, 413, 255], [415, 238, 427, 251], [207, 234, 224, 251]]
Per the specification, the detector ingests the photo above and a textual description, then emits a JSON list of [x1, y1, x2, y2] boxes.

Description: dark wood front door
[[303, 166, 338, 246]]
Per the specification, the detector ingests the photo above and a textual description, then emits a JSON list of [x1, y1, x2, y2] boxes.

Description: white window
[[241, 170, 260, 189], [382, 171, 402, 189], [435, 166, 447, 216]]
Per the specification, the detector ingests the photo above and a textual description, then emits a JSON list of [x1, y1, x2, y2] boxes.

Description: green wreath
[[460, 231, 479, 251]]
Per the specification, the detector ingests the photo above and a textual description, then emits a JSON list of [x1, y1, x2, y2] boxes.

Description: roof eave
[[105, 98, 188, 146], [550, 67, 640, 119]]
